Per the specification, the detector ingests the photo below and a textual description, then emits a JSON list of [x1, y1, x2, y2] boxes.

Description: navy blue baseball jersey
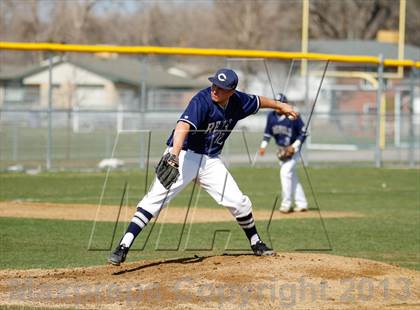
[[167, 87, 260, 157], [263, 111, 306, 147]]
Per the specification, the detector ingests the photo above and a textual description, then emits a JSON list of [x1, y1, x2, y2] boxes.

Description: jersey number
[[213, 131, 225, 146]]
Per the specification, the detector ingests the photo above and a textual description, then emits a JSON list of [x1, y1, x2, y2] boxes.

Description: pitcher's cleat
[[108, 244, 129, 266], [294, 206, 308, 212], [251, 241, 275, 256]]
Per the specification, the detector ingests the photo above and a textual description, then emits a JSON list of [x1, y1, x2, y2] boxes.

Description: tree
[[46, 0, 99, 43], [308, 0, 400, 40], [406, 0, 420, 46]]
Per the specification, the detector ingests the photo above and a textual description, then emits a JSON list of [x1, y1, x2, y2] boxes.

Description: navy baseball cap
[[276, 93, 288, 103], [208, 68, 238, 90]]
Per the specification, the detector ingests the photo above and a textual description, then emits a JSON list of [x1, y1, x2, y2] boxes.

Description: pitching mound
[[1, 253, 419, 309]]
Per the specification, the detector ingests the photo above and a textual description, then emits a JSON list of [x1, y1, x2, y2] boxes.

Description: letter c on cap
[[218, 73, 227, 81]]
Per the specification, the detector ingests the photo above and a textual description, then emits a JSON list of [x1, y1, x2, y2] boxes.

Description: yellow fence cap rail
[[0, 41, 419, 68]]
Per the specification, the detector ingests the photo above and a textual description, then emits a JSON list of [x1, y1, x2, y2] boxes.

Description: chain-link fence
[[1, 52, 419, 171]]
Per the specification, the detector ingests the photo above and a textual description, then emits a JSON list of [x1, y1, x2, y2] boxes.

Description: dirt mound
[[0, 201, 363, 223], [1, 253, 419, 309]]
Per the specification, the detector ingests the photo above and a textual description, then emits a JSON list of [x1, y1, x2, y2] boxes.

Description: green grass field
[[0, 166, 419, 270]]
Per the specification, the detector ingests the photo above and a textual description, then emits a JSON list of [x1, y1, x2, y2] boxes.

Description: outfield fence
[[0, 44, 419, 170], [1, 108, 418, 171]]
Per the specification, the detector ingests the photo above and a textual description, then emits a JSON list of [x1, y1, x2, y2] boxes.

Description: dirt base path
[[0, 201, 363, 223], [0, 253, 419, 309]]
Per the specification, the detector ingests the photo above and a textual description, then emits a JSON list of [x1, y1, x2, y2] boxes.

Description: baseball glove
[[277, 146, 295, 161], [155, 153, 180, 190]]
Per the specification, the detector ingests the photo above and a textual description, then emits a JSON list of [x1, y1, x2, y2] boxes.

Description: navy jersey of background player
[[167, 87, 260, 157], [263, 111, 306, 147]]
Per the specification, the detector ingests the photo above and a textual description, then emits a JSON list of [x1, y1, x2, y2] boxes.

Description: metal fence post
[[375, 55, 384, 168], [46, 54, 53, 170], [139, 56, 149, 169], [394, 90, 401, 147], [12, 125, 19, 161], [408, 68, 416, 167], [303, 60, 310, 166]]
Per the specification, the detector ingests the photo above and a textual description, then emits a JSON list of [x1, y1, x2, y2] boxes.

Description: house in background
[[308, 40, 419, 65], [0, 63, 43, 109], [304, 40, 420, 139], [306, 40, 420, 113], [0, 54, 207, 111]]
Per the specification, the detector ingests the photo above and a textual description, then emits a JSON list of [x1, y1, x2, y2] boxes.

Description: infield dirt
[[1, 202, 419, 309], [1, 253, 419, 309], [0, 201, 363, 223]]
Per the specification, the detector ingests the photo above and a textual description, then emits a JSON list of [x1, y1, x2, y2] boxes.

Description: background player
[[258, 93, 308, 213], [108, 68, 298, 265]]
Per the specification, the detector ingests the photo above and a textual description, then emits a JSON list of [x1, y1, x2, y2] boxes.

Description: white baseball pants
[[137, 149, 252, 218], [280, 152, 308, 210]]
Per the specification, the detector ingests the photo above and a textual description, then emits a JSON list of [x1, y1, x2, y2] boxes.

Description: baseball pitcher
[[108, 68, 298, 265], [258, 93, 308, 213]]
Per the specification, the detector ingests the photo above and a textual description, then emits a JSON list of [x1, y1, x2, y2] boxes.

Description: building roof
[[0, 55, 207, 89], [68, 55, 207, 88], [0, 63, 48, 81], [307, 40, 419, 61]]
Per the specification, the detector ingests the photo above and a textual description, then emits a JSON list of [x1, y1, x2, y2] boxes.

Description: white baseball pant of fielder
[[279, 152, 308, 212]]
